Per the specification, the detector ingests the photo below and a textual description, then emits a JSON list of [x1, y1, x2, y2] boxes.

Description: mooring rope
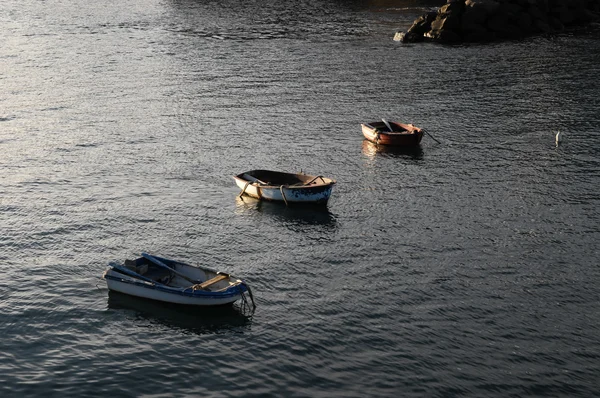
[[245, 283, 256, 309], [279, 185, 289, 206], [239, 180, 251, 198], [239, 285, 249, 309], [374, 128, 381, 144], [240, 283, 256, 315]]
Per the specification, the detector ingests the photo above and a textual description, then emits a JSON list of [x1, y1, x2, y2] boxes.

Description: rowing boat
[[234, 169, 335, 205], [102, 253, 255, 309], [361, 120, 424, 146]]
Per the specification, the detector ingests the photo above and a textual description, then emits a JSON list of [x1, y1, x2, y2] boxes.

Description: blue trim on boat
[[103, 272, 247, 299]]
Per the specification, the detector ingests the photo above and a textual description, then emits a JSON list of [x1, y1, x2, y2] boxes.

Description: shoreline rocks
[[395, 0, 600, 44]]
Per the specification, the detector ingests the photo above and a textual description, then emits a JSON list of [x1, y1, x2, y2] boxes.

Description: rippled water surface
[[2, 0, 600, 396]]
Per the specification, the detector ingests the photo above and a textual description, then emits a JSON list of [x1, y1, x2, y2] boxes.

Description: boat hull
[[104, 270, 245, 306], [361, 121, 424, 146], [234, 170, 335, 204], [102, 254, 253, 308]]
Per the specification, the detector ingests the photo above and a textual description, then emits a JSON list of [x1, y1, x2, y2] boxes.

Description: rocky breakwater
[[395, 0, 600, 44]]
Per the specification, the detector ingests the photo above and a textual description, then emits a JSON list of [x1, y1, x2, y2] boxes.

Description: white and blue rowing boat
[[103, 253, 255, 309]]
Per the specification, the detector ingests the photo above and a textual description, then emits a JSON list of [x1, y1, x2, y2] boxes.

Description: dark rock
[[431, 13, 462, 32], [498, 2, 525, 18], [397, 0, 600, 44], [462, 5, 488, 26], [439, 1, 465, 16], [393, 31, 425, 43], [533, 18, 553, 32], [407, 12, 437, 35], [549, 0, 566, 8], [486, 12, 523, 38], [554, 6, 575, 24], [548, 16, 565, 30], [535, 0, 550, 13], [466, 0, 501, 16], [575, 8, 599, 22], [425, 29, 462, 43], [486, 12, 510, 32], [516, 11, 534, 32], [462, 24, 495, 41], [528, 5, 548, 21]]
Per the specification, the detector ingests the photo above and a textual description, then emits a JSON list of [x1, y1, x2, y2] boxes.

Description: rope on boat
[[423, 129, 442, 144], [239, 180, 252, 198], [239, 282, 256, 315], [279, 185, 289, 206], [245, 283, 256, 309], [373, 128, 381, 144]]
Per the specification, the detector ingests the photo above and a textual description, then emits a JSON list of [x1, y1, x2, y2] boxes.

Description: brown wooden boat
[[361, 120, 424, 146]]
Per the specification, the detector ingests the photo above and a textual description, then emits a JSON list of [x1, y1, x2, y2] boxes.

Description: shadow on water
[[107, 291, 252, 334], [234, 196, 338, 229], [361, 140, 424, 159]]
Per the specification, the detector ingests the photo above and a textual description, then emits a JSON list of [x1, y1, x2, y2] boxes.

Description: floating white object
[[555, 131, 562, 147]]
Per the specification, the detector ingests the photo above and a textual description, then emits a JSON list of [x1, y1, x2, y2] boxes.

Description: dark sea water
[[2, 0, 600, 396]]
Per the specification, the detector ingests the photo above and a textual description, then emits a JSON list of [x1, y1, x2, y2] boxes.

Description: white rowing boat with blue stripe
[[102, 253, 255, 309], [234, 169, 336, 205]]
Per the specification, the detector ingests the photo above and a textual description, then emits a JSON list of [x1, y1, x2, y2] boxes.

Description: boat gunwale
[[149, 254, 222, 276], [361, 121, 425, 146], [361, 122, 422, 135], [103, 270, 246, 299], [233, 170, 336, 189]]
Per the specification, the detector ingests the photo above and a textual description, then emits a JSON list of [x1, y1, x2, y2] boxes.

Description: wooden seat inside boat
[[195, 274, 229, 290]]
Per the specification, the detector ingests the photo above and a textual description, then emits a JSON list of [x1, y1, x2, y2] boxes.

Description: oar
[[142, 253, 200, 284], [382, 119, 393, 132], [242, 173, 268, 185], [238, 173, 269, 198], [109, 263, 165, 286], [423, 129, 441, 144]]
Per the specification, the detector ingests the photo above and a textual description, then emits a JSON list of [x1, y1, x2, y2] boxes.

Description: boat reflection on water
[[234, 196, 338, 229], [107, 291, 252, 334], [361, 140, 424, 160]]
